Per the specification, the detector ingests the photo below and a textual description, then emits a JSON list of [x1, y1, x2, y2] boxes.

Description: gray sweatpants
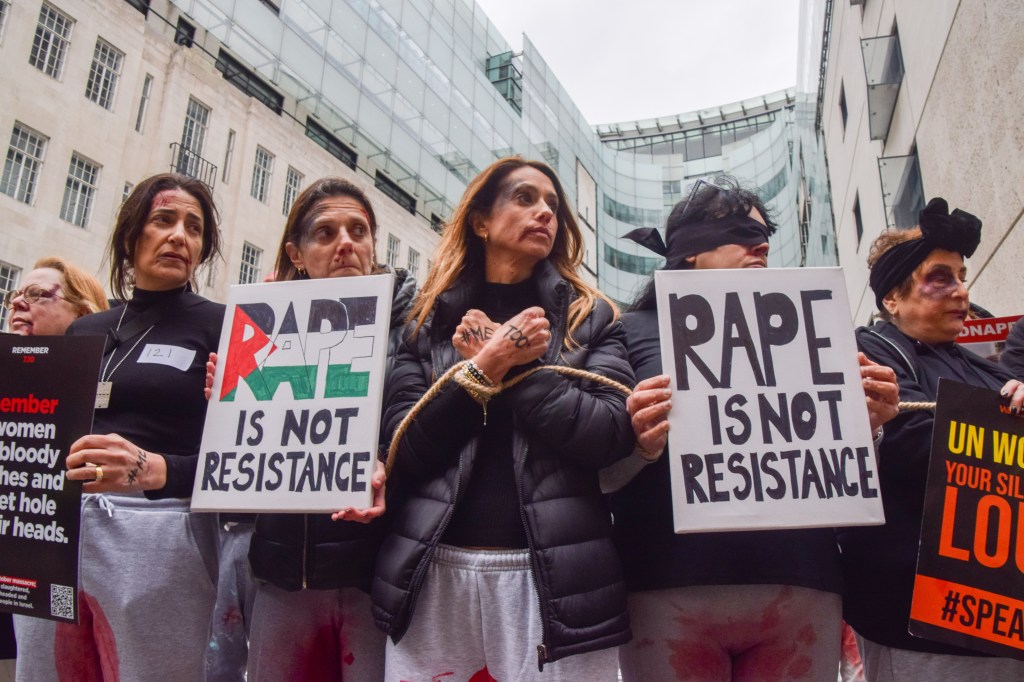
[[205, 520, 256, 682], [384, 544, 619, 681], [619, 584, 843, 682], [246, 582, 384, 681], [858, 635, 1024, 682], [13, 494, 219, 681]]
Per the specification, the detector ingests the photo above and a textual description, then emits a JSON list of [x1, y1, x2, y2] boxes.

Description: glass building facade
[[168, 0, 836, 304]]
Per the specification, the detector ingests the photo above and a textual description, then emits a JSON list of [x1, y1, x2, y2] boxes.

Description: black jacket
[[611, 308, 844, 594], [372, 260, 634, 668], [1000, 318, 1024, 378], [839, 321, 1015, 654], [247, 268, 416, 591]]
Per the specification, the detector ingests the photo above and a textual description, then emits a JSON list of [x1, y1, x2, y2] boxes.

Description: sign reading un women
[[191, 275, 393, 512], [655, 268, 885, 533]]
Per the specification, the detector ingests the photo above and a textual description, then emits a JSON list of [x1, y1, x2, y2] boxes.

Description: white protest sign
[[191, 274, 393, 512], [655, 267, 885, 533]]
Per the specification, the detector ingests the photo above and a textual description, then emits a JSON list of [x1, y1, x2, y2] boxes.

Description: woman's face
[[132, 189, 205, 291], [7, 268, 80, 336], [474, 167, 559, 280], [285, 196, 376, 279], [886, 248, 969, 344]]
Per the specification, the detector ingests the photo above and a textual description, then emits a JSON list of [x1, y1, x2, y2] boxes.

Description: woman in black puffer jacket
[[375, 157, 634, 680]]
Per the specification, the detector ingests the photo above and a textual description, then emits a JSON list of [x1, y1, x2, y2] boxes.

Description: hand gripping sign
[[191, 274, 392, 512], [655, 267, 884, 533]]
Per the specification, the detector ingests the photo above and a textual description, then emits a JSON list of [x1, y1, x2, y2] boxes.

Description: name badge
[[137, 344, 196, 372]]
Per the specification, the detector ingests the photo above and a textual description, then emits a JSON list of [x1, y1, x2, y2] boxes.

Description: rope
[[385, 361, 632, 475], [898, 401, 936, 410]]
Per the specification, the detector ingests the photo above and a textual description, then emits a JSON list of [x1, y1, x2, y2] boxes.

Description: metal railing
[[169, 142, 217, 189]]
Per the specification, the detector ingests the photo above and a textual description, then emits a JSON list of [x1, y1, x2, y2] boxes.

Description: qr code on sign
[[50, 584, 75, 619]]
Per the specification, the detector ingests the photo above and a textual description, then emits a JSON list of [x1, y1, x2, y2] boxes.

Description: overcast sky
[[474, 0, 801, 125]]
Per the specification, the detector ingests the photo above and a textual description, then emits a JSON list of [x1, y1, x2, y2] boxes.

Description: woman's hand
[[331, 460, 385, 523], [1000, 379, 1024, 414], [204, 352, 217, 401], [452, 310, 497, 361], [627, 375, 672, 461], [66, 433, 168, 492], [471, 306, 550, 383], [859, 352, 899, 434]]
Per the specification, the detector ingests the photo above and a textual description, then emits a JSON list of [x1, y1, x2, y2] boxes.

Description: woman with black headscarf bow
[[841, 198, 1024, 681]]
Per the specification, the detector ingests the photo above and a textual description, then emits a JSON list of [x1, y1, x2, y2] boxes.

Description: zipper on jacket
[[515, 441, 551, 672], [301, 514, 310, 589], [399, 445, 467, 640]]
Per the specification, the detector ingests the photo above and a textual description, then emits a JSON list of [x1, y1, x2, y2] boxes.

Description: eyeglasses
[[2, 284, 64, 309]]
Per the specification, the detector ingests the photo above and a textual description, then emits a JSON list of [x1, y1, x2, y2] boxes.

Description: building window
[[1, 123, 48, 205], [282, 166, 303, 216], [0, 262, 20, 329], [853, 194, 864, 248], [407, 248, 420, 278], [878, 148, 925, 229], [239, 242, 262, 284], [60, 153, 100, 228], [85, 39, 123, 110], [250, 147, 273, 203], [430, 213, 445, 235], [122, 181, 133, 202], [222, 130, 235, 183], [173, 97, 216, 186], [0, 0, 12, 43], [838, 82, 848, 135], [386, 235, 400, 269], [305, 118, 357, 170], [375, 172, 416, 215], [215, 49, 283, 114], [30, 3, 74, 79], [134, 74, 153, 132], [603, 242, 663, 276]]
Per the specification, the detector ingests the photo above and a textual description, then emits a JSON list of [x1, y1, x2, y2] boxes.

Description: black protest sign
[[0, 335, 103, 622], [654, 267, 884, 533], [910, 379, 1024, 659]]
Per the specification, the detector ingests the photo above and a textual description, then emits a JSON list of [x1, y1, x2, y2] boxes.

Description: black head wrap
[[868, 197, 982, 311], [624, 214, 770, 260]]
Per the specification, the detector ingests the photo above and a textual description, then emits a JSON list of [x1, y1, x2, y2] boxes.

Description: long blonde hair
[[410, 157, 616, 346]]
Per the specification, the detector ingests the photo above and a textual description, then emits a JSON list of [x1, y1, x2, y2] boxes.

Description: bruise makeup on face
[[495, 176, 559, 215], [917, 264, 966, 299]]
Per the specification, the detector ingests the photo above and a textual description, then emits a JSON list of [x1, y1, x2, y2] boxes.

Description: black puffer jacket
[[372, 259, 635, 668], [248, 268, 416, 591]]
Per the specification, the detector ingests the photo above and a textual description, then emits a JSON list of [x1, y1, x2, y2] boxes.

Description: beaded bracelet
[[464, 360, 494, 387]]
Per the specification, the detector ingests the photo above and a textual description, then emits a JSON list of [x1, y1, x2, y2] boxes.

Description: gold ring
[[94, 465, 103, 482]]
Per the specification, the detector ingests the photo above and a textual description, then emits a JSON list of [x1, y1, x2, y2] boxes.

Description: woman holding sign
[[376, 157, 634, 679], [611, 176, 900, 682], [841, 198, 1024, 681], [14, 173, 224, 681], [242, 177, 415, 682]]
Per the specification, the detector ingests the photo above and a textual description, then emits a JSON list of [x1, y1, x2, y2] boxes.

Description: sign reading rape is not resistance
[[191, 275, 393, 513], [655, 267, 885, 533]]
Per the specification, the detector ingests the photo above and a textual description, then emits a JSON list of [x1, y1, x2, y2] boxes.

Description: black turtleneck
[[442, 278, 539, 548], [66, 287, 225, 498]]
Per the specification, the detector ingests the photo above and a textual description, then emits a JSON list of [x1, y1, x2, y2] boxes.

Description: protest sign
[[0, 335, 103, 623], [909, 379, 1024, 660], [191, 275, 393, 512], [655, 267, 884, 533], [956, 314, 1021, 362]]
